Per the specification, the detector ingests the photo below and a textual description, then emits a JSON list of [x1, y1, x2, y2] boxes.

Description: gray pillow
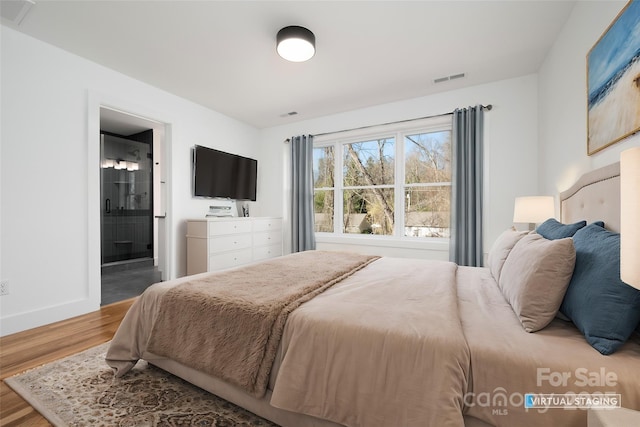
[[499, 233, 576, 332], [487, 227, 528, 283]]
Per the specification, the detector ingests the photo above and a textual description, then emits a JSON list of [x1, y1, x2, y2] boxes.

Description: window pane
[[313, 146, 334, 188], [404, 131, 451, 184], [314, 190, 334, 232], [343, 139, 395, 187], [404, 186, 450, 238], [343, 188, 394, 235]]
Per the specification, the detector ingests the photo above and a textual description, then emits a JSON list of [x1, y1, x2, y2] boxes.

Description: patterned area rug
[[5, 343, 279, 426]]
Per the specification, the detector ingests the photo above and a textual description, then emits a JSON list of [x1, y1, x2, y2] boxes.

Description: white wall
[[539, 0, 640, 197], [257, 74, 540, 260], [0, 26, 261, 336]]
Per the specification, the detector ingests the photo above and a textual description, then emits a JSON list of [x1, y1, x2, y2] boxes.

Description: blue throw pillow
[[559, 223, 640, 354], [536, 218, 586, 240]]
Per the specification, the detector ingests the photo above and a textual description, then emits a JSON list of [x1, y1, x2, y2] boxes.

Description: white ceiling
[[2, 0, 577, 129]]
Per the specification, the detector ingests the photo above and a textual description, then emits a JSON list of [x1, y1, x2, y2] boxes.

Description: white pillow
[[499, 233, 576, 332], [487, 227, 528, 283]]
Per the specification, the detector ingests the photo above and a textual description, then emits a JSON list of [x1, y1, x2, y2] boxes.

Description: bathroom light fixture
[[277, 26, 315, 62], [102, 158, 139, 171]]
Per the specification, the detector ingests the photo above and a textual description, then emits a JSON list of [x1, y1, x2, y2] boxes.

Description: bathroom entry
[[100, 131, 154, 265]]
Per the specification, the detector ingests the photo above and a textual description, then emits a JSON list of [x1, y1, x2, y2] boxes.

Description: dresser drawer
[[209, 248, 253, 270], [209, 233, 252, 254], [253, 218, 282, 232], [253, 244, 283, 262], [208, 220, 252, 236], [253, 230, 282, 247]]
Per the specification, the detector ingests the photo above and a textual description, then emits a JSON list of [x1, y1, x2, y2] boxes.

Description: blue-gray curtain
[[450, 106, 484, 266], [290, 135, 316, 252]]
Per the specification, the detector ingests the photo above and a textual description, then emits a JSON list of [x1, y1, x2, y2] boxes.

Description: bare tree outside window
[[313, 146, 335, 232], [312, 121, 452, 239], [404, 131, 451, 238], [343, 139, 395, 235]]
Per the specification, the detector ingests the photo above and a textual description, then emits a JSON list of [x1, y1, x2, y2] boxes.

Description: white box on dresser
[[186, 217, 283, 275]]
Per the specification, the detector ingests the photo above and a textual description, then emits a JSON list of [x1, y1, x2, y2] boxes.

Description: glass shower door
[[100, 133, 153, 265]]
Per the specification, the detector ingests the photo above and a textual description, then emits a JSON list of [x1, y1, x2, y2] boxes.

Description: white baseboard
[[0, 297, 100, 337]]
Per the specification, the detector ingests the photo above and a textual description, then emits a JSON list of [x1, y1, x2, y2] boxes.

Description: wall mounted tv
[[192, 145, 257, 201]]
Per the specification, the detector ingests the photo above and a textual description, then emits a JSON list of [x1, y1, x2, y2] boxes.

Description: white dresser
[[186, 217, 283, 275]]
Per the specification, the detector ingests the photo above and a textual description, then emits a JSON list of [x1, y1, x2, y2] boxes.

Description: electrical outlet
[[0, 280, 9, 296]]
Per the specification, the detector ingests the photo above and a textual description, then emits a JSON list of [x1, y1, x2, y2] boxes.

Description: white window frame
[[313, 115, 453, 243]]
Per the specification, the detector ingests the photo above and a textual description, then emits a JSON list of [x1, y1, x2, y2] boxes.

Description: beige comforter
[[106, 255, 470, 427], [270, 257, 470, 427]]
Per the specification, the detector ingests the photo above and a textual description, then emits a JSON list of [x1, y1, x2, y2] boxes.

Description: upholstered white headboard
[[559, 162, 620, 232]]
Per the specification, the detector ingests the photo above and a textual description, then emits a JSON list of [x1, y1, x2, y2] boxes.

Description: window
[[403, 130, 451, 238], [313, 146, 335, 233], [313, 116, 452, 239], [343, 138, 395, 235]]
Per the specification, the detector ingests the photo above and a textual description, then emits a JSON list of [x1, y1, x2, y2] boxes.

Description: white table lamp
[[621, 147, 640, 289], [513, 196, 555, 231]]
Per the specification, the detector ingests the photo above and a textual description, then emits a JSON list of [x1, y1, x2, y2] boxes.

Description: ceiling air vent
[[0, 0, 35, 25], [433, 73, 466, 84]]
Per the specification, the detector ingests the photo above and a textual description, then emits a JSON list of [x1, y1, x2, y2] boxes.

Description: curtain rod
[[285, 104, 492, 142], [283, 104, 492, 143]]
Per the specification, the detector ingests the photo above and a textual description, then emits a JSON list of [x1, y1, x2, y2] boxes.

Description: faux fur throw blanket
[[146, 250, 379, 398]]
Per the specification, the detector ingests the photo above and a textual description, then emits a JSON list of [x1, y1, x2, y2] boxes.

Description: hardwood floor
[[0, 298, 135, 426]]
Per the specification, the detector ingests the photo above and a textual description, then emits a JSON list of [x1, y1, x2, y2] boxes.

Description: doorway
[[99, 108, 165, 305]]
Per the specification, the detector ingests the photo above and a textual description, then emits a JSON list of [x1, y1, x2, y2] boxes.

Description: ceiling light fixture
[[277, 26, 315, 62]]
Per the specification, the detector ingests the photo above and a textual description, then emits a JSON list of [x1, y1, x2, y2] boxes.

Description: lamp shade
[[621, 147, 640, 289], [277, 26, 315, 62], [513, 196, 554, 224]]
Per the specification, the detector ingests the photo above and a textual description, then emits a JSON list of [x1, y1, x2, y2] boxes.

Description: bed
[[107, 161, 640, 427]]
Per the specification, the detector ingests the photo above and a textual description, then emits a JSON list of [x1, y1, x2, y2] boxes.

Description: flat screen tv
[[192, 145, 257, 201]]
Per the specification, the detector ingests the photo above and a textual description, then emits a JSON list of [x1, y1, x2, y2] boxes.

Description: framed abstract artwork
[[587, 0, 640, 155]]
